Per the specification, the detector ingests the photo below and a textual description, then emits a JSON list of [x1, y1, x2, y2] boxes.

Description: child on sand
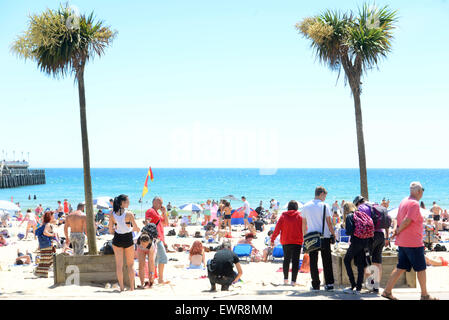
[[178, 223, 189, 237]]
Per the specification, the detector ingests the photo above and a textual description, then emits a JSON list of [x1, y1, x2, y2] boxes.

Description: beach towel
[[299, 253, 310, 272]]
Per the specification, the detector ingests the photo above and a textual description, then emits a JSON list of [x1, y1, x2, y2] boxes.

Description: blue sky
[[1, 0, 449, 168]]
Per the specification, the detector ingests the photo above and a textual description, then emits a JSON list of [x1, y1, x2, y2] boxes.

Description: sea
[[1, 168, 449, 218]]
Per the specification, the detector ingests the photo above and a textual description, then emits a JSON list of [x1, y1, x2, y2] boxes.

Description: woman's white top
[[113, 210, 133, 234]]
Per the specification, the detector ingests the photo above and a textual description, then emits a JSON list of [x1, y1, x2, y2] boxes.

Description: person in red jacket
[[271, 200, 305, 286]]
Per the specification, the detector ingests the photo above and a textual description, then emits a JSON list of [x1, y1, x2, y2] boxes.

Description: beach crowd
[[1, 181, 449, 299]]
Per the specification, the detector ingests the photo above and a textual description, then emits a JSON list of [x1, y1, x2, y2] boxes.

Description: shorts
[[70, 232, 85, 256], [112, 232, 134, 248], [370, 231, 385, 264], [204, 210, 211, 216], [433, 215, 440, 222], [155, 240, 168, 265], [244, 212, 249, 219], [58, 212, 64, 219], [216, 211, 222, 218], [224, 215, 231, 220], [397, 246, 426, 272]]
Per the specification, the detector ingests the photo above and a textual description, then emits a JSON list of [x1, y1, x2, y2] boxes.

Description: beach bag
[[100, 240, 114, 255], [303, 205, 327, 253], [353, 211, 374, 239], [194, 231, 202, 238], [167, 229, 176, 236], [35, 224, 46, 238], [366, 203, 392, 229]]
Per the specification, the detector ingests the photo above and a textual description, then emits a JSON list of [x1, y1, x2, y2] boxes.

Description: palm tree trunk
[[352, 87, 369, 200], [77, 67, 97, 255]]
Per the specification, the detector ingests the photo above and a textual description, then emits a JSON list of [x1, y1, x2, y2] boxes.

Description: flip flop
[[421, 295, 439, 300], [381, 291, 398, 300]]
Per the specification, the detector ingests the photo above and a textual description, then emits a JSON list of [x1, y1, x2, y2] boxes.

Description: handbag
[[303, 204, 327, 253]]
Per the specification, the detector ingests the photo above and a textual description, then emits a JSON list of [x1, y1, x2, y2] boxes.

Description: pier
[[0, 160, 46, 189]]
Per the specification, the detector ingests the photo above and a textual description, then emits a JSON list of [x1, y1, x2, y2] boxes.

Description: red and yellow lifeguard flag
[[141, 167, 154, 199]]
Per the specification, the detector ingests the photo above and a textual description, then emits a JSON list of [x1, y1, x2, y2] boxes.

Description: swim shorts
[[397, 246, 426, 272], [70, 232, 85, 256], [155, 240, 168, 265]]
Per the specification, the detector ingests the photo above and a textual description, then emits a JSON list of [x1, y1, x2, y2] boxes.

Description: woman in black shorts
[[109, 194, 140, 291]]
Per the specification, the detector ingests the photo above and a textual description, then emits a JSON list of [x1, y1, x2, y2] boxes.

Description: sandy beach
[[1, 215, 449, 300]]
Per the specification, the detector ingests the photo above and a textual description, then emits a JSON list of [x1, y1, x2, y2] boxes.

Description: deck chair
[[233, 244, 252, 262], [271, 244, 284, 262], [189, 212, 199, 225], [337, 228, 350, 243]]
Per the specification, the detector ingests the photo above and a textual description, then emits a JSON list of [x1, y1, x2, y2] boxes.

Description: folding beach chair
[[190, 212, 199, 225], [337, 228, 350, 243], [233, 244, 253, 262], [271, 244, 284, 262]]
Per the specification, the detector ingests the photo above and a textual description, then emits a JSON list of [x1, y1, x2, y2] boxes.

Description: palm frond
[[11, 3, 117, 80]]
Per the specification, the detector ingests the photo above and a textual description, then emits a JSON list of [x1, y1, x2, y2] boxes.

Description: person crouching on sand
[[207, 240, 243, 292], [109, 194, 140, 292]]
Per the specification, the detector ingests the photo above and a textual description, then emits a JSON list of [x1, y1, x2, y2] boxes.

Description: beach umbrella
[[0, 200, 20, 213], [93, 196, 112, 209], [222, 195, 239, 201], [178, 203, 203, 212], [230, 207, 258, 225], [388, 207, 428, 219], [231, 207, 258, 219]]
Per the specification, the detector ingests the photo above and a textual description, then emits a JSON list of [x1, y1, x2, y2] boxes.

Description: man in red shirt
[[382, 182, 438, 300], [145, 196, 170, 284]]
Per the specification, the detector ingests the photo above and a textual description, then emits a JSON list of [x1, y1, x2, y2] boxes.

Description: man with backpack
[[354, 195, 391, 293]]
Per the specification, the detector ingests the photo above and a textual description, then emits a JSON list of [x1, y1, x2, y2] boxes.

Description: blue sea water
[[2, 168, 449, 218]]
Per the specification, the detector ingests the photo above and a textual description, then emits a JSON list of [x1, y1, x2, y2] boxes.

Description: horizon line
[[29, 167, 449, 170]]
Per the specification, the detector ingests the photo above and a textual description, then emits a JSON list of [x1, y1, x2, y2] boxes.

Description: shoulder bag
[[303, 204, 327, 253]]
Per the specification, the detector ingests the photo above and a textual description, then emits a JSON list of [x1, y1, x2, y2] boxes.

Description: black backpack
[[167, 229, 176, 236], [142, 223, 159, 240], [100, 240, 114, 255], [366, 203, 392, 229]]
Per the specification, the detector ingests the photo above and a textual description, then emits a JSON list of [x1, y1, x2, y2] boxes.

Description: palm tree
[[12, 4, 117, 254], [296, 4, 398, 199]]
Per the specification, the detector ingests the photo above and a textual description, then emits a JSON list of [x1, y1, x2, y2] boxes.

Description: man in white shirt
[[242, 196, 250, 230], [302, 186, 336, 291]]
